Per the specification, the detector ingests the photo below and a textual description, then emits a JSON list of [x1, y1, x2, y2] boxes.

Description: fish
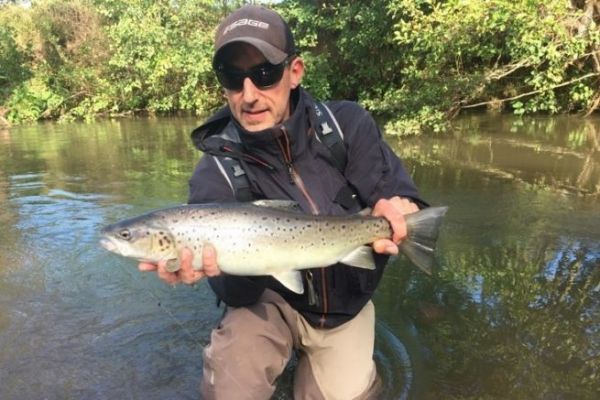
[[100, 200, 448, 294]]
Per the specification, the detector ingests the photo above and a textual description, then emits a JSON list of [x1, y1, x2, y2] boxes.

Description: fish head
[[100, 215, 177, 263]]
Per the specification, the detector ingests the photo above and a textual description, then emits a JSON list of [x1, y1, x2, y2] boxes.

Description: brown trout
[[100, 200, 448, 293]]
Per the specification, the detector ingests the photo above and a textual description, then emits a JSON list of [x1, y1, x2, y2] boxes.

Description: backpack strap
[[313, 102, 362, 210], [212, 156, 254, 202], [313, 102, 348, 173], [211, 122, 254, 202], [212, 102, 361, 209]]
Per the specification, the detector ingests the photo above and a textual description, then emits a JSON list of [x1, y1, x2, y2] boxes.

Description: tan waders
[[200, 289, 379, 399]]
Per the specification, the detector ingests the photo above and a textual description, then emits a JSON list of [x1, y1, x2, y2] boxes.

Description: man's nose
[[241, 77, 259, 102]]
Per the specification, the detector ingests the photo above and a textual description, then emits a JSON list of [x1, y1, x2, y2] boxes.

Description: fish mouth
[[99, 238, 116, 252]]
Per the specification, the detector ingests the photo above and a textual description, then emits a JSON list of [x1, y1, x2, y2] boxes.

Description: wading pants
[[200, 289, 379, 400]]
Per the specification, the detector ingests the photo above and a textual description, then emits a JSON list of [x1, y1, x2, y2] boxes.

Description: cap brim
[[213, 37, 288, 67]]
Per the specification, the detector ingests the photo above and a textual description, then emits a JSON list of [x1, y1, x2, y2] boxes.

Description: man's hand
[[371, 196, 419, 255], [138, 244, 221, 285]]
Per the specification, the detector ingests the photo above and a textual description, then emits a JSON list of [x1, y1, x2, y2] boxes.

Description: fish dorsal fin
[[340, 246, 377, 270], [272, 271, 304, 294], [251, 200, 303, 213], [357, 207, 372, 217]]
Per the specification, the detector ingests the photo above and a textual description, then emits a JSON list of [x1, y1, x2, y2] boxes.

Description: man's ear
[[289, 57, 305, 89]]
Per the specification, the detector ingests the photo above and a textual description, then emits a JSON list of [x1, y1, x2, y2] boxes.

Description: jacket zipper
[[278, 127, 329, 327]]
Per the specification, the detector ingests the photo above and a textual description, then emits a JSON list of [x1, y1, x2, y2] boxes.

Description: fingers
[[202, 244, 221, 277], [372, 196, 418, 244], [157, 260, 181, 285], [372, 239, 399, 255], [138, 246, 220, 286], [138, 262, 158, 272]]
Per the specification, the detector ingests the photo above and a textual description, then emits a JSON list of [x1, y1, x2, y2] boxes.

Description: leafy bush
[[1, 0, 599, 132]]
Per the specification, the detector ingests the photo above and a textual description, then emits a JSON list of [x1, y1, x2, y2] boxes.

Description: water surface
[[0, 114, 598, 399]]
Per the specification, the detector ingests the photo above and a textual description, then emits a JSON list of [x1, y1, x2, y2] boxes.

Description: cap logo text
[[223, 18, 269, 35]]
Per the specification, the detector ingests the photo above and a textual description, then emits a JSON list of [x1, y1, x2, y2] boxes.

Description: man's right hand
[[138, 244, 221, 285]]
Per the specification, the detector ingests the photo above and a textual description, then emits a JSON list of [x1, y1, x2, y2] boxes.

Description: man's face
[[218, 43, 304, 132]]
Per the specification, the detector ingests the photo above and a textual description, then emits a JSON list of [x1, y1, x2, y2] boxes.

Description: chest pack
[[213, 102, 361, 210]]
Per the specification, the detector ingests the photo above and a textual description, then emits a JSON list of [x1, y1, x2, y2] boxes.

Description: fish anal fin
[[272, 271, 304, 294], [340, 246, 376, 270]]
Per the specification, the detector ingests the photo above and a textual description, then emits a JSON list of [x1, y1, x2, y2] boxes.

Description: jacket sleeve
[[330, 101, 428, 209], [187, 156, 268, 306]]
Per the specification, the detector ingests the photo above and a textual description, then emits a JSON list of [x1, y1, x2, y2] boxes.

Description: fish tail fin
[[399, 206, 448, 275]]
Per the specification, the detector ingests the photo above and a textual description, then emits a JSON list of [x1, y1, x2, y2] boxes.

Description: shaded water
[[0, 114, 598, 399]]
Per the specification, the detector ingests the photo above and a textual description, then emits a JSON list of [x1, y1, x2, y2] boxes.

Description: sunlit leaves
[[1, 0, 599, 128]]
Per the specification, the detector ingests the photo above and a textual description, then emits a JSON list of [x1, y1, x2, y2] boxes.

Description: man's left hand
[[371, 196, 418, 255]]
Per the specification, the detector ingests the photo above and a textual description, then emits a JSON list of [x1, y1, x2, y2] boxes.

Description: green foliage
[[387, 0, 600, 119], [0, 5, 32, 105], [1, 0, 600, 131], [281, 0, 600, 135], [0, 26, 30, 103], [95, 0, 222, 115], [1, 0, 224, 123]]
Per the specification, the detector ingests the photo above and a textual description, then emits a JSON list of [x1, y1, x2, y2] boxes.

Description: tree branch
[[460, 72, 600, 109], [584, 90, 600, 116]]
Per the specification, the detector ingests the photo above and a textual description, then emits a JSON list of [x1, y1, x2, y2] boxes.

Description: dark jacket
[[188, 88, 426, 328]]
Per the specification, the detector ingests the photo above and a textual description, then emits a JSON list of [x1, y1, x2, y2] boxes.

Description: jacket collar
[[191, 88, 318, 166]]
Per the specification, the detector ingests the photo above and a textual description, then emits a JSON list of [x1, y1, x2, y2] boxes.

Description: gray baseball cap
[[213, 5, 296, 67]]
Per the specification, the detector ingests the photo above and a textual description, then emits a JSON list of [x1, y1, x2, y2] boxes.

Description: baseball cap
[[213, 5, 296, 67]]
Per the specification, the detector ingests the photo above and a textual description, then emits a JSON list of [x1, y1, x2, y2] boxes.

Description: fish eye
[[118, 229, 132, 240]]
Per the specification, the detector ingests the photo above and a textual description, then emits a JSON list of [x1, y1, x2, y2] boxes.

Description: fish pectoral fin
[[340, 246, 376, 270], [272, 271, 304, 294]]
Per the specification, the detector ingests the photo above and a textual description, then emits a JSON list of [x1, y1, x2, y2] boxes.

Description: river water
[[0, 114, 598, 399]]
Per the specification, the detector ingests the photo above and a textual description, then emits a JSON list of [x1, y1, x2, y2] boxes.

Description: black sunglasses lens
[[217, 62, 286, 91], [250, 64, 284, 88], [215, 69, 244, 91]]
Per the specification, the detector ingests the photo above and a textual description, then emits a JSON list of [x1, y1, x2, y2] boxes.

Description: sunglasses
[[215, 55, 295, 91]]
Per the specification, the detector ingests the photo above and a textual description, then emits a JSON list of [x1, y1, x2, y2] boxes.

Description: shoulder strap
[[211, 122, 254, 202], [313, 102, 348, 173], [313, 102, 363, 210], [212, 103, 361, 209], [212, 156, 254, 202]]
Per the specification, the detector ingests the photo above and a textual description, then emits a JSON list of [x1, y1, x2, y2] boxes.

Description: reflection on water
[[0, 115, 598, 399], [390, 113, 600, 196]]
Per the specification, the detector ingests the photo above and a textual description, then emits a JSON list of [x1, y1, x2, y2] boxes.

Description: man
[[140, 4, 426, 399]]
